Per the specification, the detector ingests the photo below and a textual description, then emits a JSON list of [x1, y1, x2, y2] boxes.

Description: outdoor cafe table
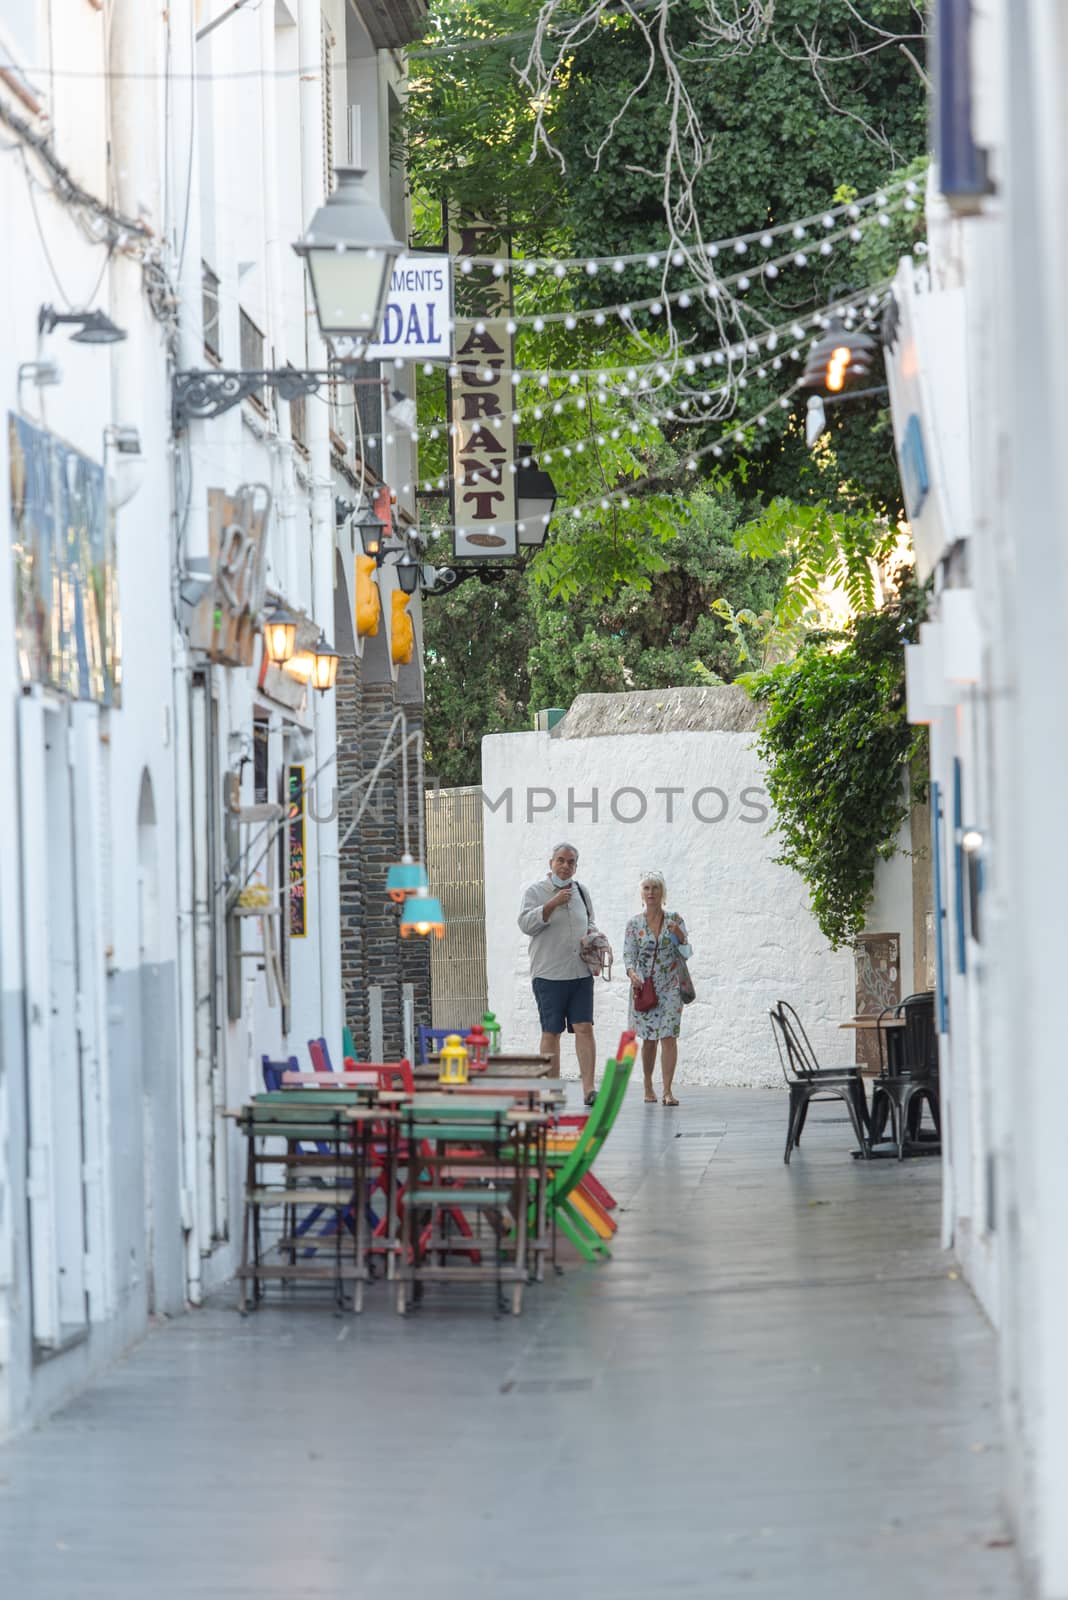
[[416, 1051, 554, 1085], [839, 1015, 907, 1076]]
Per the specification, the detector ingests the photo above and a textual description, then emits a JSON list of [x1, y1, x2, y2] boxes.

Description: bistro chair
[[264, 1054, 366, 1257], [770, 1001, 870, 1165], [871, 992, 940, 1160], [261, 1053, 300, 1092], [532, 1051, 635, 1265]]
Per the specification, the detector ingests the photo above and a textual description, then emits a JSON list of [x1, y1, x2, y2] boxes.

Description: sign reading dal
[[364, 254, 452, 361]]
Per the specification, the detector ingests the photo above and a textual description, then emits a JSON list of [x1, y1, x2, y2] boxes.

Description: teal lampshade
[[386, 855, 429, 903], [399, 894, 445, 939]]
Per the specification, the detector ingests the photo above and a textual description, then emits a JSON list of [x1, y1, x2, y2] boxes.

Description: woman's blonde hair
[[640, 870, 666, 899]]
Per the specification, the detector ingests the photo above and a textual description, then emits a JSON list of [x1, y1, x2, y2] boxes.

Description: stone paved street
[[0, 1086, 1021, 1600]]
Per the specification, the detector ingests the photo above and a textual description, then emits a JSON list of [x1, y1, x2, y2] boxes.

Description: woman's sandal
[[662, 1093, 679, 1107], [643, 1088, 657, 1104]]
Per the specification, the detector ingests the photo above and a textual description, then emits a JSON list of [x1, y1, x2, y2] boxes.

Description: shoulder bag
[[633, 931, 659, 1013], [670, 914, 697, 1005]]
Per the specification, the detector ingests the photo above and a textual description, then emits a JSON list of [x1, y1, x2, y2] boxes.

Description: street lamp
[[515, 443, 558, 546], [261, 600, 299, 665], [292, 167, 404, 349], [173, 167, 400, 426], [800, 320, 878, 393]]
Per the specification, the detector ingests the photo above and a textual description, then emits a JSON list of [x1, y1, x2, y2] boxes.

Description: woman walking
[[623, 872, 692, 1106]]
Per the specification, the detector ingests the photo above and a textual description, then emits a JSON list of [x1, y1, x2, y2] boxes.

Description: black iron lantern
[[800, 321, 878, 393]]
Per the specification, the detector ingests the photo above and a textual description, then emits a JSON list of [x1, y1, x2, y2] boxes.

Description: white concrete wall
[[482, 728, 854, 1087], [0, 1, 182, 1431]]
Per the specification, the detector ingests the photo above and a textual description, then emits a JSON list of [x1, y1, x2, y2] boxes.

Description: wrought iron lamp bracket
[[172, 366, 384, 428]]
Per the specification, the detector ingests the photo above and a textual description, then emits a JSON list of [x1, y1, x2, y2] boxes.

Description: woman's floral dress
[[623, 913, 692, 1040]]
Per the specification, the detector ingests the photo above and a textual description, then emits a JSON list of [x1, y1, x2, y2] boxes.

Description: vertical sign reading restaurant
[[448, 216, 517, 560], [287, 766, 307, 938]]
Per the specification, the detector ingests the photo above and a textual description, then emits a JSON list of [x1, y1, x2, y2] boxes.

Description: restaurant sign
[[448, 218, 517, 561], [8, 411, 121, 705]]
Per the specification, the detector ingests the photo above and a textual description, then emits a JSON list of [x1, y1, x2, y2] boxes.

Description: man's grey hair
[[549, 841, 579, 860]]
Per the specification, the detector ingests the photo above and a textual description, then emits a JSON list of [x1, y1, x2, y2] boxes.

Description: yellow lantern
[[391, 589, 414, 665], [438, 1033, 469, 1085]]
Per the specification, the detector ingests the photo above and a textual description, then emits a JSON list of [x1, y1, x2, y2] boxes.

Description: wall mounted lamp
[[39, 304, 127, 344]]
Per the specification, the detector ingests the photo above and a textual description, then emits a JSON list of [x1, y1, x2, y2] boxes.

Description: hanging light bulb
[[400, 893, 445, 939]]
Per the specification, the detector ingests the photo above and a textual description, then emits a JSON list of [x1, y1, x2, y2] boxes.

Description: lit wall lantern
[[800, 322, 877, 394], [292, 167, 404, 348], [354, 502, 386, 559], [261, 600, 299, 664], [515, 441, 558, 546], [386, 852, 429, 902], [391, 589, 414, 665], [310, 632, 340, 693], [399, 893, 445, 939]]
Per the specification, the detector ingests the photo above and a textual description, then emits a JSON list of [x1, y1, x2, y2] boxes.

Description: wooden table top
[[422, 1052, 554, 1079], [839, 1016, 906, 1029]]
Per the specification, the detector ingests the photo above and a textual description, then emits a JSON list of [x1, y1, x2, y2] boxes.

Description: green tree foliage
[[745, 572, 929, 948], [423, 481, 785, 784]]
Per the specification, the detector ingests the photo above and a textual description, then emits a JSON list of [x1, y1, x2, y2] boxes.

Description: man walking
[[518, 842, 599, 1105]]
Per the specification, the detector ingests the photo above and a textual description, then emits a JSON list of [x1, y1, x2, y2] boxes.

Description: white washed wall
[[482, 728, 854, 1087]]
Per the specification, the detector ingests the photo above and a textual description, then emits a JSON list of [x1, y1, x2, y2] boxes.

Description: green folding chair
[[531, 1053, 634, 1265]]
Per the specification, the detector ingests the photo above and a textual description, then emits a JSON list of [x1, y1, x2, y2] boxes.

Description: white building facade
[[0, 0, 426, 1437], [883, 4, 1068, 1592], [482, 687, 920, 1087]]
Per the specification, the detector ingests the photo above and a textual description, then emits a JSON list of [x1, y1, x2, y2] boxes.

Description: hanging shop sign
[[447, 217, 517, 560], [8, 412, 121, 705], [364, 254, 452, 362], [189, 483, 271, 665], [287, 764, 307, 939]]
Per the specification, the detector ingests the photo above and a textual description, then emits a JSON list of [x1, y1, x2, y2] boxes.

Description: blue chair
[[261, 1054, 300, 1091], [261, 1054, 356, 1253], [418, 1025, 465, 1064]]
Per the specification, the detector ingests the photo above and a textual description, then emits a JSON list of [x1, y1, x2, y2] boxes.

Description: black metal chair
[[770, 1001, 870, 1165], [871, 991, 940, 1160]]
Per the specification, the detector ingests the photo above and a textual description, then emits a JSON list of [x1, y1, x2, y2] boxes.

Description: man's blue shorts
[[532, 975, 595, 1035]]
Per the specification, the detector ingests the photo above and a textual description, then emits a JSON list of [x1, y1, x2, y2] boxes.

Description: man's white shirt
[[517, 878, 597, 981]]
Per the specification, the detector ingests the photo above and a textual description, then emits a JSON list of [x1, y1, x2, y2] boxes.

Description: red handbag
[[633, 939, 659, 1012]]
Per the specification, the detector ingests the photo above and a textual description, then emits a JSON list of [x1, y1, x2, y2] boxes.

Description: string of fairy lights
[[451, 177, 919, 280], [349, 285, 890, 468]]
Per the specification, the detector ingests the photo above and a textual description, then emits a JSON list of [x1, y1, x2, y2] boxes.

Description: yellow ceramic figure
[[391, 589, 414, 664], [355, 554, 380, 637]]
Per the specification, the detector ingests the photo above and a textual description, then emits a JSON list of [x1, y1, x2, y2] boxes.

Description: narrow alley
[[0, 1087, 1018, 1600]]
